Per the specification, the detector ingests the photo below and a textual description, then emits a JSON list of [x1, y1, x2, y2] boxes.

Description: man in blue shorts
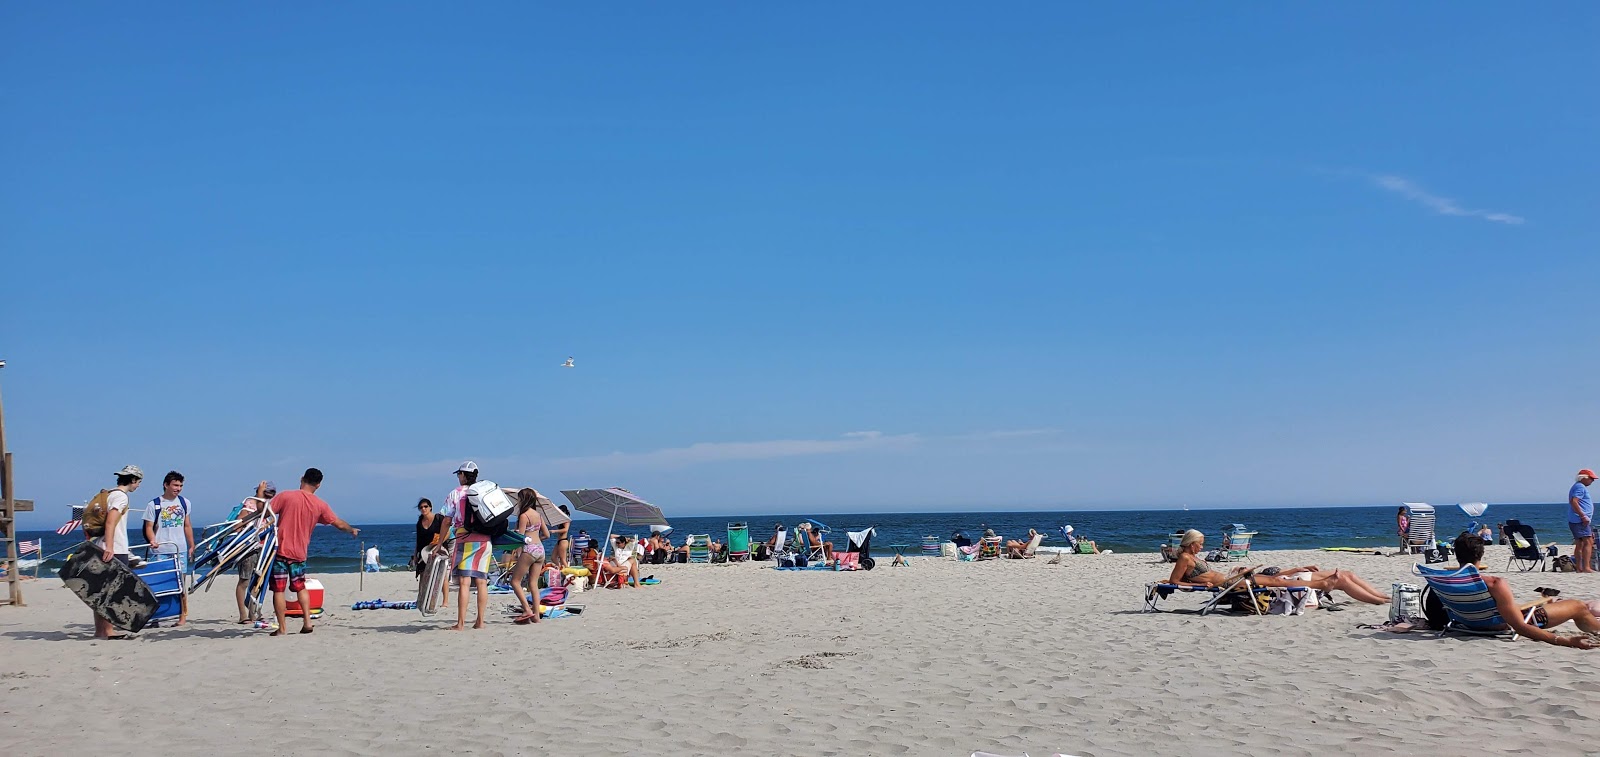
[[1570, 469, 1595, 574]]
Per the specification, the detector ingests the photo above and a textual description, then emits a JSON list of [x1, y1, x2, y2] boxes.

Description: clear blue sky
[[4, 3, 1597, 528]]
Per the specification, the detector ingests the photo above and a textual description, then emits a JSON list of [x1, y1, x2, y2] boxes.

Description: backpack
[[1229, 590, 1271, 614], [462, 481, 514, 537], [81, 489, 113, 538]]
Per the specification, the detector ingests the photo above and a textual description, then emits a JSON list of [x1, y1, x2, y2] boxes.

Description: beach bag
[[81, 489, 112, 538], [463, 481, 514, 537], [1267, 590, 1301, 615], [1389, 583, 1423, 623], [1551, 555, 1577, 573], [1424, 544, 1451, 565], [1228, 591, 1271, 614]]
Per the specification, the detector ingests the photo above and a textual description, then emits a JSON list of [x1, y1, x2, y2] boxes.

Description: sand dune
[[2, 546, 1597, 756]]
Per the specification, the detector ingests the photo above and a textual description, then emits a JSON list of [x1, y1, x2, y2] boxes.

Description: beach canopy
[[560, 488, 669, 565], [1458, 502, 1488, 518]]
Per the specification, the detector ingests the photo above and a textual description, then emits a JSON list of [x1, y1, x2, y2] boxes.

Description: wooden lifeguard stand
[[1, 358, 23, 607]]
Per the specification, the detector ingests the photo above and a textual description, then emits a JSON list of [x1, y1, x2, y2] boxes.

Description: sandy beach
[[3, 546, 1598, 757]]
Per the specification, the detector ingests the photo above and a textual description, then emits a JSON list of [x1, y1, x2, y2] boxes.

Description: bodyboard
[[59, 546, 158, 633], [418, 551, 449, 616]]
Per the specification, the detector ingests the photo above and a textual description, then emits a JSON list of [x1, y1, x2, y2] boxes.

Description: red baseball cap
[[1580, 469, 1598, 480]]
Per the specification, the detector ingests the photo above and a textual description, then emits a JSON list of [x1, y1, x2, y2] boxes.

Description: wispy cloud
[[356, 428, 1060, 479], [1370, 174, 1524, 225]]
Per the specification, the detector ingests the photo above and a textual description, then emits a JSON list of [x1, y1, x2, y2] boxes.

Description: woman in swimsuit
[[510, 490, 551, 624], [1168, 530, 1391, 605], [552, 504, 572, 569]]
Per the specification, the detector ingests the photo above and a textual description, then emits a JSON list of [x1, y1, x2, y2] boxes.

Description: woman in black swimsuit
[[414, 498, 443, 577]]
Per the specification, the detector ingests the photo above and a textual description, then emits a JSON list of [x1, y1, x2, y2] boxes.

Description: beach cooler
[[133, 556, 184, 623], [284, 578, 324, 617]]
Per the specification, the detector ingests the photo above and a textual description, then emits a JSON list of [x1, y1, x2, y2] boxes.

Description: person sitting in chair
[[1168, 530, 1391, 605], [1446, 534, 1596, 648], [1005, 529, 1040, 558], [798, 523, 832, 562]]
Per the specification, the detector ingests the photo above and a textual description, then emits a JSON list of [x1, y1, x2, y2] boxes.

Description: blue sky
[[4, 3, 1597, 528]]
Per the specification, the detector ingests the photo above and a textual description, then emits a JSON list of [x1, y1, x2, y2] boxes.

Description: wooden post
[[1, 360, 24, 605]]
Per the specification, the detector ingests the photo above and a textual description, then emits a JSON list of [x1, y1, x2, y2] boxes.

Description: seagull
[[561, 357, 575, 368]]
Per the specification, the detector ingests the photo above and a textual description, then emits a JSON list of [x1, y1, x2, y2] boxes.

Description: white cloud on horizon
[[356, 428, 1060, 480], [1370, 174, 1524, 225]]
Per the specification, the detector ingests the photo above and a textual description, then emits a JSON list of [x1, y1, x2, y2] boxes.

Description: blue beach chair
[[1413, 563, 1546, 641], [687, 534, 711, 564], [1142, 571, 1304, 616]]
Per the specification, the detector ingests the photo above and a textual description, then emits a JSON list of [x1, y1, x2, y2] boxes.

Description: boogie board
[[1321, 547, 1386, 555], [59, 546, 159, 633], [418, 551, 449, 616]]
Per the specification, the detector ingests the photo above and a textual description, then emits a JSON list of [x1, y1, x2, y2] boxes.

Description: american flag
[[18, 539, 40, 556], [56, 505, 85, 536]]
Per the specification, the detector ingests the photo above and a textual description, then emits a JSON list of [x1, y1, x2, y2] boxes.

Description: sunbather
[[1168, 530, 1390, 605], [1005, 529, 1040, 558], [600, 535, 640, 588], [1447, 535, 1597, 648]]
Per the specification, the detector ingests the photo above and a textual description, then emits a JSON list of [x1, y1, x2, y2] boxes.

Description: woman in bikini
[[509, 490, 550, 624], [1168, 530, 1391, 605]]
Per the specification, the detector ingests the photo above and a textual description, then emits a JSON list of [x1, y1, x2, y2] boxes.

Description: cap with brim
[[1579, 469, 1598, 480], [454, 461, 479, 474], [116, 464, 144, 479]]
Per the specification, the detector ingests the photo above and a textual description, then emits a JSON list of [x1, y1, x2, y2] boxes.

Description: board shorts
[[453, 539, 491, 580], [269, 558, 308, 593], [1571, 521, 1594, 540]]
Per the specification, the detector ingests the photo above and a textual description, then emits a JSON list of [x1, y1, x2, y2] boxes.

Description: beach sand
[[2, 546, 1598, 756]]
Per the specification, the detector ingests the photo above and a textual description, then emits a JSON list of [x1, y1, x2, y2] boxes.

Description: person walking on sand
[[1570, 469, 1596, 574], [268, 468, 359, 636], [445, 461, 492, 630], [235, 480, 275, 623], [142, 470, 196, 626], [87, 465, 142, 639]]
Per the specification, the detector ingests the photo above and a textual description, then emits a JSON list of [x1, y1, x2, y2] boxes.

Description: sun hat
[[983, 528, 996, 538], [454, 461, 479, 474], [1180, 529, 1205, 546], [116, 464, 144, 479]]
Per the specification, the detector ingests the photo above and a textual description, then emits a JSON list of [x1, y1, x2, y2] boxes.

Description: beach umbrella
[[1458, 502, 1488, 518], [560, 488, 668, 564], [503, 488, 571, 530]]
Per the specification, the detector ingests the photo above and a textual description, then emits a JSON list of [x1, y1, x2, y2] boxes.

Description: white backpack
[[463, 481, 515, 535]]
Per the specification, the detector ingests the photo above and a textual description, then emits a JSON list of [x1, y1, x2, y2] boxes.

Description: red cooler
[[284, 579, 325, 617]]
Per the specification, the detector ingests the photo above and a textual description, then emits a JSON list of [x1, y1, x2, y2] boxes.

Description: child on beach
[[510, 489, 550, 624]]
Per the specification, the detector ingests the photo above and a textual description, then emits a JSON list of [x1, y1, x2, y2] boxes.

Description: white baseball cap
[[453, 461, 479, 474]]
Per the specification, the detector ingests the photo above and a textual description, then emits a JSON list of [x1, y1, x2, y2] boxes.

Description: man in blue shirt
[[1570, 469, 1596, 574]]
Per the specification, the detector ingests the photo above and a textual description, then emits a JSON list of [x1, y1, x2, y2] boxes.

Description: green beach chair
[[726, 523, 750, 562], [1223, 524, 1256, 560], [687, 534, 711, 564]]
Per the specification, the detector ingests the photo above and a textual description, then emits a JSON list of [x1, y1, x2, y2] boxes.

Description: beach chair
[[687, 534, 711, 564], [803, 520, 832, 562], [726, 523, 751, 562], [1403, 503, 1435, 554], [921, 535, 942, 558], [977, 536, 1003, 560], [1006, 533, 1044, 559], [1160, 530, 1186, 562], [1142, 571, 1301, 615], [1503, 520, 1545, 572], [570, 534, 594, 566], [1413, 563, 1549, 641], [1222, 524, 1256, 560]]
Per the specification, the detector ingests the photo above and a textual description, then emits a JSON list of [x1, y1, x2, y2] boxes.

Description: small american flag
[[57, 505, 85, 535], [18, 539, 40, 556]]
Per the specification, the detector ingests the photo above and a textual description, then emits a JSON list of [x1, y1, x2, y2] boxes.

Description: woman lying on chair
[[1449, 535, 1597, 648], [1005, 529, 1040, 558], [1168, 530, 1391, 605]]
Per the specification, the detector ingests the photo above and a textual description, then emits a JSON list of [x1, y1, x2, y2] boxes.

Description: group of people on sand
[[1166, 528, 1600, 650], [81, 465, 359, 639]]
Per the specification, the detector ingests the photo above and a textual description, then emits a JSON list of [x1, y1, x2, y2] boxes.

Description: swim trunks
[[1571, 521, 1594, 540], [453, 539, 491, 580], [269, 558, 307, 593]]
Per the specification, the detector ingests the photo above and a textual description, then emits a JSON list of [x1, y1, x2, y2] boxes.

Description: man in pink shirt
[[268, 468, 359, 636]]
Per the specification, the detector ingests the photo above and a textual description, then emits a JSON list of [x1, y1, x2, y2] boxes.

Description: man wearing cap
[[88, 465, 142, 639], [1570, 469, 1596, 574], [444, 461, 492, 630]]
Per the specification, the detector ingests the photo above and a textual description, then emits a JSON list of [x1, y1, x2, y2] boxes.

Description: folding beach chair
[[977, 536, 1003, 560], [1222, 524, 1256, 560], [1161, 530, 1186, 562], [687, 534, 711, 564], [921, 536, 942, 558], [726, 523, 751, 562], [1403, 503, 1436, 555], [1413, 563, 1549, 641], [1006, 533, 1044, 559], [1503, 520, 1546, 572], [1142, 571, 1303, 616], [803, 520, 832, 562]]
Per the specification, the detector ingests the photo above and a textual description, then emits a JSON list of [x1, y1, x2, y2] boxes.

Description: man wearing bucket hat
[[1569, 469, 1596, 574]]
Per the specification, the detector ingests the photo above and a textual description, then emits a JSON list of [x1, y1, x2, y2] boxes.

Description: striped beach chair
[[1222, 524, 1256, 560], [1403, 503, 1436, 555], [921, 536, 942, 558], [1412, 563, 1543, 641], [687, 534, 711, 564]]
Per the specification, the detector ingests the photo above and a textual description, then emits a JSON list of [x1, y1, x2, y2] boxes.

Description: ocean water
[[14, 502, 1575, 575]]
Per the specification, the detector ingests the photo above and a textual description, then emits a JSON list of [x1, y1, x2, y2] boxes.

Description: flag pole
[[359, 540, 365, 592]]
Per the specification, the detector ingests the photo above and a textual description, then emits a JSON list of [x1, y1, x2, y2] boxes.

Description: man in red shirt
[[268, 468, 359, 636]]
